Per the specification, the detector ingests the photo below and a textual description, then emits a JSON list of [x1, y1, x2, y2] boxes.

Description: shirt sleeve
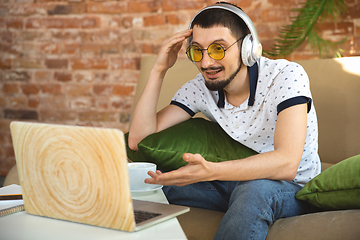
[[272, 62, 313, 115], [170, 78, 202, 117]]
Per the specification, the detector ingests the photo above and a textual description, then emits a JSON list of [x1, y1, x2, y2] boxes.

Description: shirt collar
[[217, 62, 259, 108]]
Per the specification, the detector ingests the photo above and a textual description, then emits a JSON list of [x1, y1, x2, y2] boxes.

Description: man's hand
[[145, 153, 215, 187], [152, 29, 193, 74]]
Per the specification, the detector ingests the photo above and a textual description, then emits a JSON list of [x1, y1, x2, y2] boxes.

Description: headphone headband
[[187, 3, 262, 66]]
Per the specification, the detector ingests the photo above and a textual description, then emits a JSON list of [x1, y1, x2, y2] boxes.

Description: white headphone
[[187, 3, 262, 67]]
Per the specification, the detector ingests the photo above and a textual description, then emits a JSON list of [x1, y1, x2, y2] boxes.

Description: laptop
[[10, 121, 189, 232]]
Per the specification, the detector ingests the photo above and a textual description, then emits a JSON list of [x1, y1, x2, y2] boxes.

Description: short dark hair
[[190, 3, 250, 40]]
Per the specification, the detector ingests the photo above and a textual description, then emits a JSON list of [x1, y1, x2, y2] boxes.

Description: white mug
[[127, 162, 156, 191]]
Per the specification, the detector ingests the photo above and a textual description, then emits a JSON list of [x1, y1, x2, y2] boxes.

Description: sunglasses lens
[[186, 43, 225, 62], [187, 46, 203, 62], [208, 43, 225, 60]]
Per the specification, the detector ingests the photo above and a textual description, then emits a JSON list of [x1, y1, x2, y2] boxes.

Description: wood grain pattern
[[10, 121, 136, 231]]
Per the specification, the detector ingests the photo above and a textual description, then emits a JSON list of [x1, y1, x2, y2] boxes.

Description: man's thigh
[[163, 180, 238, 212], [230, 180, 315, 219]]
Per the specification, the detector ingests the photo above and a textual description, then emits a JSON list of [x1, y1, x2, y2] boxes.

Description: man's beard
[[202, 60, 242, 91]]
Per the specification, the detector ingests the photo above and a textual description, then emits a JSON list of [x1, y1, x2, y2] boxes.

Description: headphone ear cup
[[241, 34, 254, 67]]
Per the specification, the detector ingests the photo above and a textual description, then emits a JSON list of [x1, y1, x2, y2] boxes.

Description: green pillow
[[125, 118, 257, 172], [296, 154, 360, 210]]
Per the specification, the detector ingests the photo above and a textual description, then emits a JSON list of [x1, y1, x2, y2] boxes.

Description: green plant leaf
[[263, 0, 348, 58]]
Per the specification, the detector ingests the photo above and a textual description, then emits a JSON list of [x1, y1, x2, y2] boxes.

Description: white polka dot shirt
[[171, 57, 321, 185]]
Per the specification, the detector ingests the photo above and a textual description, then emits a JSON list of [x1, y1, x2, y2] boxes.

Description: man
[[129, 2, 321, 239]]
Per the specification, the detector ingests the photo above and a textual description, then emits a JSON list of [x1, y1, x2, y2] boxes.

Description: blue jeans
[[163, 180, 319, 240]]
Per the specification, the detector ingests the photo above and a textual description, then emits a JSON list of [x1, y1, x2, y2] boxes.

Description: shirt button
[[235, 124, 240, 129]]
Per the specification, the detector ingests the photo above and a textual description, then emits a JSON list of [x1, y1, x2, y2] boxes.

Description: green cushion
[[296, 154, 360, 210], [125, 118, 258, 172]]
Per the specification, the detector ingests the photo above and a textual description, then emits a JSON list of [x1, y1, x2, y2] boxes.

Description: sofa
[[4, 56, 360, 239]]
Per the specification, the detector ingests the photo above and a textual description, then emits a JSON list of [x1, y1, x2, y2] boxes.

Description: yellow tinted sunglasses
[[186, 36, 245, 62]]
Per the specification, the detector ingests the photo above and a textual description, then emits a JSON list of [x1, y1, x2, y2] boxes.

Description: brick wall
[[0, 0, 359, 177]]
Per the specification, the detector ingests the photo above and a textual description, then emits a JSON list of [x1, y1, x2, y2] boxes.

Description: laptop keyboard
[[134, 210, 162, 224]]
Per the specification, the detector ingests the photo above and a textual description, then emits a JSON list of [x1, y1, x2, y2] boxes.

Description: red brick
[[54, 71, 72, 82], [94, 72, 110, 82], [28, 97, 40, 108], [142, 43, 160, 54], [41, 43, 60, 54], [3, 71, 31, 82], [348, 4, 360, 18], [66, 84, 92, 96], [6, 146, 14, 158], [0, 18, 5, 28], [227, 0, 253, 8], [261, 9, 290, 22], [0, 96, 6, 108], [62, 18, 81, 28], [47, 4, 86, 15], [92, 29, 111, 42], [113, 85, 134, 96], [0, 133, 10, 145], [8, 96, 27, 108], [0, 58, 11, 69], [41, 83, 62, 94], [256, 23, 280, 39], [0, 120, 11, 132], [70, 97, 95, 110], [62, 43, 79, 54], [87, 2, 127, 14], [34, 71, 53, 82], [44, 17, 82, 29], [111, 97, 132, 110], [80, 43, 101, 55], [74, 71, 94, 83], [13, 58, 42, 68], [40, 110, 77, 121], [25, 18, 42, 29], [97, 100, 109, 110], [119, 42, 139, 54], [9, 3, 45, 16], [267, 0, 298, 6], [0, 30, 14, 43], [123, 57, 140, 69], [100, 44, 119, 54], [167, 14, 187, 25], [144, 15, 167, 27], [81, 16, 101, 28], [42, 95, 67, 109], [52, 30, 92, 42], [79, 111, 117, 122], [110, 57, 140, 70], [122, 16, 133, 28], [4, 109, 38, 120], [21, 83, 40, 95], [128, 1, 162, 13], [93, 84, 113, 95], [45, 59, 68, 69], [45, 17, 63, 28], [317, 22, 354, 36], [70, 58, 109, 70], [16, 29, 52, 42], [2, 83, 19, 93], [6, 17, 24, 29], [162, 0, 204, 11], [0, 43, 19, 55]]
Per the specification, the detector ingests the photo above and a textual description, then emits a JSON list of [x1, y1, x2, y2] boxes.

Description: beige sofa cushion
[[296, 57, 360, 164]]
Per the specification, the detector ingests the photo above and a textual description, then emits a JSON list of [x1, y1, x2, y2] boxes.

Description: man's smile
[[201, 67, 224, 79]]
